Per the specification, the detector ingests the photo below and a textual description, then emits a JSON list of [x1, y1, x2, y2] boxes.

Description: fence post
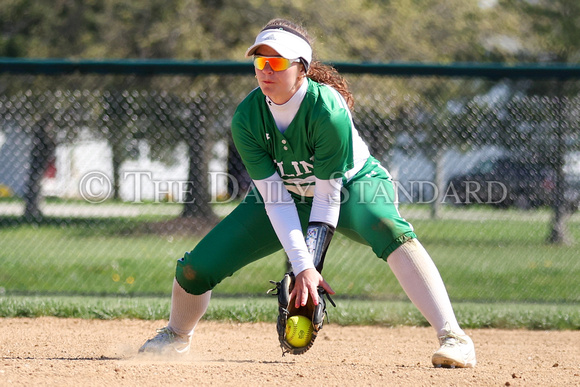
[[548, 85, 572, 244]]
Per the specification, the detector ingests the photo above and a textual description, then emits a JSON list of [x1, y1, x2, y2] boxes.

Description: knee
[[175, 252, 217, 295]]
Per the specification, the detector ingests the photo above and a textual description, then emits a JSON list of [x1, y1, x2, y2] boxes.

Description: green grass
[[1, 295, 578, 330], [413, 217, 580, 303], [0, 204, 579, 328]]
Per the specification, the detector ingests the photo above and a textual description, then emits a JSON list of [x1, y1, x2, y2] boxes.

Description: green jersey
[[231, 78, 370, 196], [177, 80, 417, 295]]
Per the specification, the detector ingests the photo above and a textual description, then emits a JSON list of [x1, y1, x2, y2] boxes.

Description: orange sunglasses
[[253, 56, 301, 71]]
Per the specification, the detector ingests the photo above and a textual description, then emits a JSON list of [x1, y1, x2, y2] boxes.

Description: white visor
[[245, 28, 312, 69]]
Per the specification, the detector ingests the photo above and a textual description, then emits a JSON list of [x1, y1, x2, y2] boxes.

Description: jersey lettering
[[275, 159, 314, 178], [275, 161, 294, 177], [299, 160, 313, 174], [291, 161, 302, 176]]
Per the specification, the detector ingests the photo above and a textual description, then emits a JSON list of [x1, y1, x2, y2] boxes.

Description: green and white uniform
[[176, 78, 416, 295], [232, 78, 369, 193]]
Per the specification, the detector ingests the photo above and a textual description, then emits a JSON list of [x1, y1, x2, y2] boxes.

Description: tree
[[23, 114, 55, 222], [500, 0, 580, 243]]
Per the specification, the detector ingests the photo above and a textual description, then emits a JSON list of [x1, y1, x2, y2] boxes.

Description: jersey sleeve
[[312, 106, 355, 180], [231, 109, 277, 181]]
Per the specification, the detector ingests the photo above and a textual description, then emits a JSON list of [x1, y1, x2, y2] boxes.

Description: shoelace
[[439, 331, 468, 347], [155, 327, 187, 343], [153, 328, 172, 340]]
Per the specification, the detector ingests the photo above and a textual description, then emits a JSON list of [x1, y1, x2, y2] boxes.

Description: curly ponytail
[[261, 19, 355, 110], [307, 61, 354, 110]]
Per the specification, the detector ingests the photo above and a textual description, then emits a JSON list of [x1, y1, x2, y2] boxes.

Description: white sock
[[167, 278, 211, 337], [388, 239, 464, 338]]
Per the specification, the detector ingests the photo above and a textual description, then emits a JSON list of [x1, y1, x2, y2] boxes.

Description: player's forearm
[[305, 177, 341, 271], [309, 177, 342, 227], [253, 175, 315, 274], [263, 200, 314, 274]]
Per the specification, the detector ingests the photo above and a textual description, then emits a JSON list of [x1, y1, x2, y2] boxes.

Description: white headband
[[245, 28, 312, 70]]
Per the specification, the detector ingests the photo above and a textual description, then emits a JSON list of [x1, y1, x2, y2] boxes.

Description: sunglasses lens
[[254, 57, 293, 71], [253, 57, 266, 70]]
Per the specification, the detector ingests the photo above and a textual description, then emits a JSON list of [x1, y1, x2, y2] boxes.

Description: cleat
[[138, 327, 191, 356], [432, 325, 476, 368]]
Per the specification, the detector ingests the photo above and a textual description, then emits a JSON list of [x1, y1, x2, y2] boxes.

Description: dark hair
[[261, 19, 355, 110]]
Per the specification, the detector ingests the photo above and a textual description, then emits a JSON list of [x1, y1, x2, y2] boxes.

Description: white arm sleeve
[[253, 173, 314, 274], [309, 177, 342, 227]]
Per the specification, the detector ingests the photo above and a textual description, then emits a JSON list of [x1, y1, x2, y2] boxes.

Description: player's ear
[[299, 64, 307, 77]]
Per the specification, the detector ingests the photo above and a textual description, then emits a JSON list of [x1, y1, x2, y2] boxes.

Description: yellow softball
[[285, 315, 313, 348]]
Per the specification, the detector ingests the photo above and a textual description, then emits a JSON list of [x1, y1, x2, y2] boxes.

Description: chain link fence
[[1, 61, 579, 302]]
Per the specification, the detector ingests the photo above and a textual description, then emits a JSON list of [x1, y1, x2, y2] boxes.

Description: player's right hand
[[291, 268, 335, 308]]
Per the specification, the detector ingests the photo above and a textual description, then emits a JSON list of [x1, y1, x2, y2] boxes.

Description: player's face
[[254, 45, 305, 105]]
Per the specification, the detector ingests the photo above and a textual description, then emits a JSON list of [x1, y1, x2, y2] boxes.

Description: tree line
[[2, 0, 579, 63], [1, 0, 579, 244]]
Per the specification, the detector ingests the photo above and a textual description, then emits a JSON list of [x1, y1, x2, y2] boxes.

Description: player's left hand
[[291, 268, 335, 308]]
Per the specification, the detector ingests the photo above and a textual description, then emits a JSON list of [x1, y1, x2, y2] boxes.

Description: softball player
[[140, 18, 476, 368]]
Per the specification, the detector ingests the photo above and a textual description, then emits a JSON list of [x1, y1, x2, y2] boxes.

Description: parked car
[[447, 157, 580, 212]]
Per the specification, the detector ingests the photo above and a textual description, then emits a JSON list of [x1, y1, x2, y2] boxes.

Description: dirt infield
[[1, 317, 579, 386]]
